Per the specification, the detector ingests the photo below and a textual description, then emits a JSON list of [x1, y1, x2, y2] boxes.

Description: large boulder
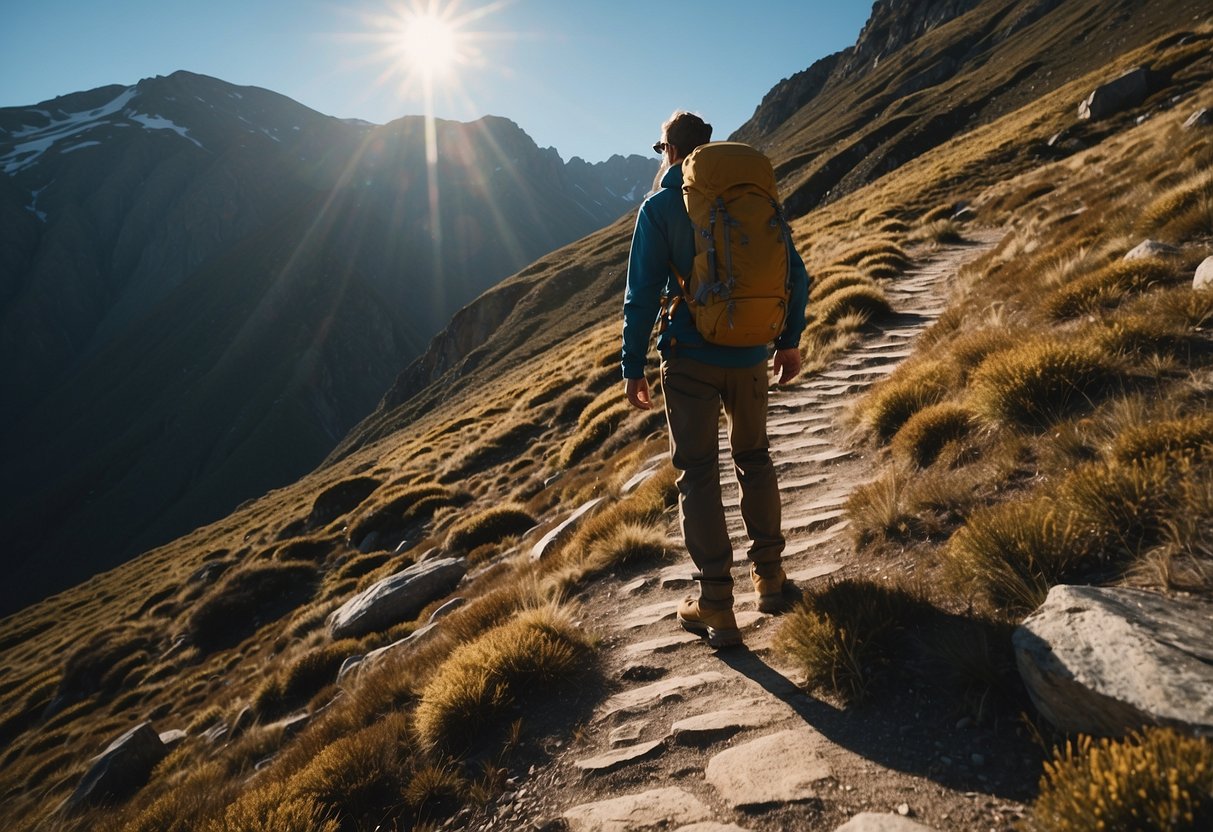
[[1014, 585, 1213, 737], [328, 557, 466, 639], [1078, 66, 1152, 121], [64, 722, 167, 811]]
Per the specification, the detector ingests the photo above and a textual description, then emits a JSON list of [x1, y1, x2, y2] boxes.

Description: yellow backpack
[[673, 142, 792, 347]]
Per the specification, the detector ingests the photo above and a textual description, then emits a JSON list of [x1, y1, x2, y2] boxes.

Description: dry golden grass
[[1033, 728, 1213, 832]]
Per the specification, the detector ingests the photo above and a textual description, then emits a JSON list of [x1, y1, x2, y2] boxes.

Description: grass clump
[[559, 400, 632, 467], [1033, 728, 1213, 832], [253, 640, 358, 720], [943, 499, 1090, 614], [347, 483, 464, 546], [810, 271, 877, 301], [775, 579, 932, 703], [1045, 258, 1178, 319], [203, 783, 338, 832], [862, 360, 952, 441], [307, 476, 381, 528], [1139, 167, 1213, 239], [413, 605, 593, 756], [815, 284, 895, 326], [892, 402, 975, 468], [969, 338, 1121, 430], [832, 240, 908, 267], [444, 503, 535, 552], [1110, 414, 1213, 463], [188, 562, 320, 651]]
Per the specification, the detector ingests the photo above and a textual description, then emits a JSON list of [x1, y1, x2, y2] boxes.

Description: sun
[[400, 11, 460, 77]]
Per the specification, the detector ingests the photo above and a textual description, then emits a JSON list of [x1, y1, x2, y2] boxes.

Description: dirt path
[[468, 229, 1037, 832]]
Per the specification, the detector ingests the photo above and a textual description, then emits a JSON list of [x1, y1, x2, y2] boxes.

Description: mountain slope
[[0, 71, 655, 613]]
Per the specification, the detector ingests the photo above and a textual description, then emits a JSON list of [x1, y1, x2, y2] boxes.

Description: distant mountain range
[[0, 71, 655, 613]]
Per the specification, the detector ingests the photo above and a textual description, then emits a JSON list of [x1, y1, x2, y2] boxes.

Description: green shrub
[[1033, 728, 1213, 832], [445, 504, 535, 552], [892, 403, 974, 468], [969, 338, 1121, 430], [413, 606, 593, 755]]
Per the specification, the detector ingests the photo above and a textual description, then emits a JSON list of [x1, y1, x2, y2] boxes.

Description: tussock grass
[[810, 271, 876, 301], [892, 402, 975, 468], [413, 605, 593, 756], [1139, 167, 1213, 238], [1110, 414, 1213, 463], [253, 640, 358, 720], [943, 498, 1088, 614], [559, 400, 633, 467], [188, 562, 320, 652], [815, 284, 894, 325], [307, 476, 381, 528], [775, 579, 932, 703], [203, 783, 338, 832], [861, 359, 952, 441], [969, 338, 1122, 430], [444, 504, 535, 552], [1045, 257, 1178, 319], [1033, 728, 1213, 832], [347, 483, 464, 547], [831, 240, 909, 267]]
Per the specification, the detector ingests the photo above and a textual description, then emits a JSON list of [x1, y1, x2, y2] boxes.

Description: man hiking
[[621, 110, 810, 648]]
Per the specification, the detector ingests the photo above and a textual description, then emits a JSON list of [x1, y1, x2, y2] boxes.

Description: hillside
[[1, 1, 1212, 831], [0, 71, 655, 613]]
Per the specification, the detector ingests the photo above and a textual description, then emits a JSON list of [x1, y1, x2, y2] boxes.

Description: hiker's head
[[657, 110, 712, 163]]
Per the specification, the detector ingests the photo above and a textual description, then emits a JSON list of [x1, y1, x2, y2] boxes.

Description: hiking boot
[[751, 566, 802, 614], [677, 597, 742, 648]]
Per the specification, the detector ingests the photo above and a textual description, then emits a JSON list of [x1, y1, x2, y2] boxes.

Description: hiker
[[621, 110, 810, 648]]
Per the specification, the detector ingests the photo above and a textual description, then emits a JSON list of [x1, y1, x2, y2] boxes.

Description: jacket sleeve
[[621, 202, 668, 379], [774, 243, 811, 351]]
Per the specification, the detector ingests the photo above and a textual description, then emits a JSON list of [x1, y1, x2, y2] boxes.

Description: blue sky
[[1, 1, 872, 163]]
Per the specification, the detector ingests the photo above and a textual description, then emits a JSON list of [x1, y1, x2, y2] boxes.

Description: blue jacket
[[621, 164, 810, 379]]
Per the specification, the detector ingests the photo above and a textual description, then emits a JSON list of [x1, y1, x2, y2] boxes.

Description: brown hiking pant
[[660, 356, 785, 610]]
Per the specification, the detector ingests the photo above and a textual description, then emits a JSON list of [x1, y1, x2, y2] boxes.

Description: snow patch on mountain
[[128, 112, 205, 148]]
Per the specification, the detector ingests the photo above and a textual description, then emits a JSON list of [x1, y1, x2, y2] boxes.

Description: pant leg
[[721, 362, 785, 578], [660, 357, 734, 608]]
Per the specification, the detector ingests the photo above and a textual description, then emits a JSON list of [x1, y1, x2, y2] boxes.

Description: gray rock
[[1123, 239, 1179, 261], [670, 703, 785, 744], [530, 498, 604, 561], [1014, 585, 1213, 736], [1183, 108, 1211, 129], [574, 739, 664, 774], [705, 728, 832, 808], [1078, 66, 1152, 121], [327, 557, 466, 639], [608, 721, 647, 748], [157, 729, 187, 749], [428, 596, 466, 622], [64, 723, 167, 810], [601, 672, 725, 717], [1194, 256, 1213, 292], [563, 787, 713, 832], [832, 814, 939, 832]]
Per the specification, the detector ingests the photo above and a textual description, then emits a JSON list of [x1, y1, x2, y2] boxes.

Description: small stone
[[1194, 257, 1213, 292], [1123, 239, 1179, 260], [563, 787, 712, 832]]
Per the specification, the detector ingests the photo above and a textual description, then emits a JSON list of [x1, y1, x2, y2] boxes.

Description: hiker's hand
[[625, 377, 653, 411], [772, 348, 802, 386]]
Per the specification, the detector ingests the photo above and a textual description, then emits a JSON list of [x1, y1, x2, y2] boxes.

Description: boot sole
[[678, 614, 743, 648]]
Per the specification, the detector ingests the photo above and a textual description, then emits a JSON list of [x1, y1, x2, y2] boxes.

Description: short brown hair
[[663, 110, 712, 156]]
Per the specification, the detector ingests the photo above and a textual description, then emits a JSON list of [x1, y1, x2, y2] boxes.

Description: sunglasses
[[652, 141, 668, 155]]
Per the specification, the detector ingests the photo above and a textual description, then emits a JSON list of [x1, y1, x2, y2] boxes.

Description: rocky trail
[[465, 229, 1040, 832]]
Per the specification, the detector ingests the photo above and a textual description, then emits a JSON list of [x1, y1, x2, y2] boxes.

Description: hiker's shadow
[[713, 646, 1039, 801]]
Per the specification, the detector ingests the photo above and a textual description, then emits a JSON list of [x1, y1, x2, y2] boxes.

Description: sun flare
[[400, 12, 460, 77]]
